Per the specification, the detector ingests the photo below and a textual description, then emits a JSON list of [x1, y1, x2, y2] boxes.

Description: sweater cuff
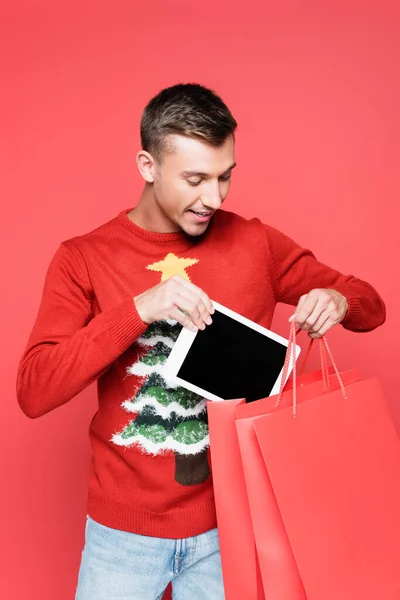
[[104, 298, 148, 353], [338, 295, 364, 330]]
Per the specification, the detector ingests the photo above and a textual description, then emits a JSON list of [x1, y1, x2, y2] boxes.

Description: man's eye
[[187, 180, 202, 186], [219, 174, 232, 182]]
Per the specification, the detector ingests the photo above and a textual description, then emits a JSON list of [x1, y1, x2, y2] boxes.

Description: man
[[17, 83, 386, 599]]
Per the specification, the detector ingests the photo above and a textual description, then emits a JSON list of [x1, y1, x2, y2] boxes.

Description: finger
[[312, 315, 338, 338], [294, 295, 319, 328], [173, 294, 206, 330], [308, 311, 331, 336], [289, 294, 307, 323], [168, 306, 199, 333], [309, 300, 344, 336], [173, 276, 214, 316], [173, 285, 212, 327], [180, 290, 213, 326], [299, 298, 329, 332], [162, 276, 212, 329], [172, 284, 212, 326]]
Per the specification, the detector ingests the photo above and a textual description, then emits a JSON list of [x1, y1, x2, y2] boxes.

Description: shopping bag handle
[[297, 335, 331, 388], [276, 322, 347, 416]]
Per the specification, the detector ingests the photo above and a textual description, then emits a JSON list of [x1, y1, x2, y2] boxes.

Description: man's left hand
[[289, 288, 348, 339]]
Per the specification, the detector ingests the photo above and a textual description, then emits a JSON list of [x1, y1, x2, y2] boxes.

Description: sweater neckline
[[117, 208, 189, 243]]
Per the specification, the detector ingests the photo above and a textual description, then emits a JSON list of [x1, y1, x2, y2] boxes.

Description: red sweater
[[17, 208, 385, 538]]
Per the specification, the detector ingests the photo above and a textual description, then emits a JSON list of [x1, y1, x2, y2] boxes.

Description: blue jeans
[[75, 516, 225, 599]]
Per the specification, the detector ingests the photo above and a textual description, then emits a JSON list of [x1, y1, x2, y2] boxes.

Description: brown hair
[[140, 83, 237, 162]]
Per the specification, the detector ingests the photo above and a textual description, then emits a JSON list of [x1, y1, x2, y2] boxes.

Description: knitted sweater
[[16, 208, 386, 538]]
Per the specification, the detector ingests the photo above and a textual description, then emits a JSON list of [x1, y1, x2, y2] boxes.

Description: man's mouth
[[188, 210, 213, 223], [191, 210, 212, 216]]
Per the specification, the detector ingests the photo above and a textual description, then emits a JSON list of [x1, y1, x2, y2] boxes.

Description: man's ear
[[136, 150, 156, 183]]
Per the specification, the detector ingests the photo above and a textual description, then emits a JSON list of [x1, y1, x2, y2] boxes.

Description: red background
[[1, 1, 399, 598]]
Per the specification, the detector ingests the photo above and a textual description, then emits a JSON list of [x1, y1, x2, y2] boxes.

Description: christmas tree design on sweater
[[112, 253, 210, 486]]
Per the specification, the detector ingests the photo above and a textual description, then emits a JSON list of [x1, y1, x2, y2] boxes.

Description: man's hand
[[289, 288, 348, 339], [134, 275, 214, 332]]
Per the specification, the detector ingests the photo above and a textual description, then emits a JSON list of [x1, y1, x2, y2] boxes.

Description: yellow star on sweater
[[146, 253, 199, 282]]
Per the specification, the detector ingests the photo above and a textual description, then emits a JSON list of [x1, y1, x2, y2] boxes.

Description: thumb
[[288, 294, 308, 323]]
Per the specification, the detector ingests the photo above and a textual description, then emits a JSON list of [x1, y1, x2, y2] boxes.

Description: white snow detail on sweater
[[111, 432, 210, 455]]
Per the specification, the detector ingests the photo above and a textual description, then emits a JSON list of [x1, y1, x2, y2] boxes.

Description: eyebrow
[[181, 162, 237, 178]]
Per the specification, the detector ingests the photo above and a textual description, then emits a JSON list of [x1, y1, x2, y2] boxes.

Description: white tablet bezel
[[164, 301, 301, 402]]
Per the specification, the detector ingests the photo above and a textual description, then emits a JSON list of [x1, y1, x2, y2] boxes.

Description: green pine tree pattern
[[112, 320, 211, 485]]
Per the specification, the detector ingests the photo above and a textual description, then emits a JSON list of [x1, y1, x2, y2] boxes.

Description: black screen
[[177, 310, 287, 402]]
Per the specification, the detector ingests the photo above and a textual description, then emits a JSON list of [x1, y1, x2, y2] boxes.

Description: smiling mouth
[[189, 210, 213, 217]]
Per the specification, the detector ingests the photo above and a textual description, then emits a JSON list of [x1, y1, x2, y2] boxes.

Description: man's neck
[[128, 185, 180, 234]]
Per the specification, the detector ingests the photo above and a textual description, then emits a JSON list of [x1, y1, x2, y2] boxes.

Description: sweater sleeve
[[16, 243, 147, 418], [264, 224, 386, 332]]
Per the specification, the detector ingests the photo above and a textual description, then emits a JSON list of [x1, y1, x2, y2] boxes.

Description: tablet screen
[[166, 305, 296, 402]]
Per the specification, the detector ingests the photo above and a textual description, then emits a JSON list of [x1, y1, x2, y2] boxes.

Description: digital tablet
[[164, 301, 301, 402]]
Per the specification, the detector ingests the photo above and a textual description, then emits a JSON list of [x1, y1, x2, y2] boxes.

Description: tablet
[[164, 301, 301, 402]]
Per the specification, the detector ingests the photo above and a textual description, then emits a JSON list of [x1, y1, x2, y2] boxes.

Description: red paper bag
[[253, 375, 400, 598], [234, 369, 361, 599]]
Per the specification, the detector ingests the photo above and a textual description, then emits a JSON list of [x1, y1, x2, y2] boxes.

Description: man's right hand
[[134, 275, 214, 332]]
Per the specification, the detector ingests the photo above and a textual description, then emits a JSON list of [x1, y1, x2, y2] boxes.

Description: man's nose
[[202, 183, 223, 210]]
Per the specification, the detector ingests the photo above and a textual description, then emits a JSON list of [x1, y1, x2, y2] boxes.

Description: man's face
[[152, 134, 236, 236]]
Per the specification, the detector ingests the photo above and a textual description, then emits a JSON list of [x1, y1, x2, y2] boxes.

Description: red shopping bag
[[234, 369, 361, 599], [251, 327, 400, 600]]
